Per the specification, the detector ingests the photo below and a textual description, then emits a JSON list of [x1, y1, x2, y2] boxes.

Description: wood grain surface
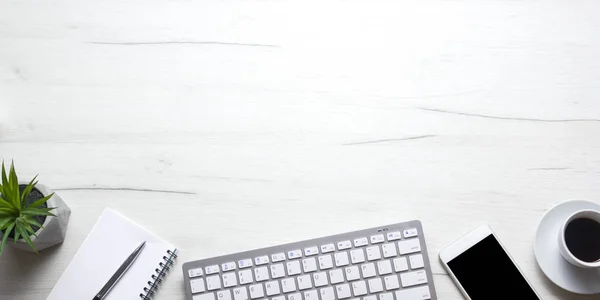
[[1, 0, 600, 299]]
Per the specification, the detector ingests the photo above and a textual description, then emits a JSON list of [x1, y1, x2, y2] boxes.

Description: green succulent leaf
[[21, 207, 56, 217], [0, 197, 16, 210], [8, 163, 20, 208], [28, 193, 54, 209], [23, 215, 43, 229], [0, 207, 18, 217], [0, 217, 13, 230], [13, 219, 21, 243], [0, 222, 15, 256], [1, 162, 10, 196], [23, 221, 38, 237], [20, 176, 38, 207], [17, 223, 37, 253]]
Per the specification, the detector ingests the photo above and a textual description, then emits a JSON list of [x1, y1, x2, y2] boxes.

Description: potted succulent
[[0, 161, 71, 255]]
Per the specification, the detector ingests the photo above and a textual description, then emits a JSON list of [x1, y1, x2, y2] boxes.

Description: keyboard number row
[[191, 237, 420, 279], [194, 231, 419, 276]]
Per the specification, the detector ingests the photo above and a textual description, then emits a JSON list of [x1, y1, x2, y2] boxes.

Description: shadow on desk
[[1, 243, 64, 295]]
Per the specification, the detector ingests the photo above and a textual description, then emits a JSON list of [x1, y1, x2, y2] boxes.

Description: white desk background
[[1, 0, 599, 299]]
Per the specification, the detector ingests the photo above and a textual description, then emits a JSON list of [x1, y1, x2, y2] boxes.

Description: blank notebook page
[[47, 208, 175, 300]]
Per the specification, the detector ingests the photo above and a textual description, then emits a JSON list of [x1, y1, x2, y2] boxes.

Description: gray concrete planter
[[5, 183, 71, 252]]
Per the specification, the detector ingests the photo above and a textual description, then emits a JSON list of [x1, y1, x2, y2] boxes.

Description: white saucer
[[534, 200, 600, 294]]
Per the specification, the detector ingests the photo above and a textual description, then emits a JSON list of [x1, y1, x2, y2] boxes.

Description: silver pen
[[93, 241, 146, 300]]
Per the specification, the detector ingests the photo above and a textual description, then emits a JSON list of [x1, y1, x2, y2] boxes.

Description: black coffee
[[565, 218, 600, 263]]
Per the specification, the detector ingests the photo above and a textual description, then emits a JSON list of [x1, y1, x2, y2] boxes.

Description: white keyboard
[[183, 221, 437, 300]]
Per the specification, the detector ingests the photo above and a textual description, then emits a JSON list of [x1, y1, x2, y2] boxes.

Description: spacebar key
[[395, 286, 431, 300], [400, 270, 428, 287]]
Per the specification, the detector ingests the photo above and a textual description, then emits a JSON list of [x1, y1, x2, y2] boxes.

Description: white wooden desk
[[1, 0, 600, 299]]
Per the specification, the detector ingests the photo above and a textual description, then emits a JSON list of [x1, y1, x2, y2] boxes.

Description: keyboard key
[[265, 281, 281, 296], [400, 270, 428, 287], [190, 278, 206, 293], [384, 275, 400, 290], [395, 285, 431, 300], [321, 244, 335, 253], [194, 293, 215, 300], [303, 289, 318, 300], [398, 239, 421, 255], [238, 269, 253, 285], [207, 275, 222, 290], [318, 254, 334, 270], [255, 256, 270, 265], [409, 254, 425, 269], [381, 243, 398, 258], [403, 228, 418, 238], [361, 263, 376, 278], [238, 259, 253, 269], [386, 231, 402, 241], [254, 266, 269, 282], [233, 287, 248, 300], [271, 263, 286, 279], [303, 257, 318, 273], [313, 272, 328, 287], [288, 292, 301, 300], [364, 296, 377, 300], [271, 253, 286, 263], [217, 290, 232, 300], [249, 284, 264, 299], [350, 249, 365, 264], [222, 262, 236, 272], [282, 278, 297, 293], [272, 296, 285, 300], [223, 272, 238, 287], [335, 283, 351, 299], [337, 240, 352, 250], [377, 260, 393, 275], [367, 278, 383, 293], [304, 246, 319, 256], [189, 268, 204, 278], [329, 269, 344, 284], [354, 237, 368, 247], [288, 250, 302, 259], [345, 266, 360, 281], [206, 265, 220, 275], [366, 246, 381, 261], [335, 251, 350, 267], [320, 287, 335, 300], [351, 281, 367, 296], [393, 257, 408, 272], [286, 260, 302, 275], [379, 292, 393, 300], [370, 234, 385, 244], [297, 275, 312, 290]]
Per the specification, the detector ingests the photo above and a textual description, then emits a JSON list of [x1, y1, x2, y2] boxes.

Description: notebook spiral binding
[[140, 249, 179, 300]]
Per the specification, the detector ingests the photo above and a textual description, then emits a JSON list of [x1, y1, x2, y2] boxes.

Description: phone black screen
[[447, 234, 539, 299]]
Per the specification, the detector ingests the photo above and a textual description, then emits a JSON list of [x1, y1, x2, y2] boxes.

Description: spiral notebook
[[47, 208, 178, 300]]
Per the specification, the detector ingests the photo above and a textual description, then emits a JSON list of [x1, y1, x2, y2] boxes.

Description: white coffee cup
[[558, 209, 600, 268]]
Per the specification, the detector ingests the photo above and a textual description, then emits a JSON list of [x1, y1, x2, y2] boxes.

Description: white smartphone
[[438, 225, 541, 300]]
